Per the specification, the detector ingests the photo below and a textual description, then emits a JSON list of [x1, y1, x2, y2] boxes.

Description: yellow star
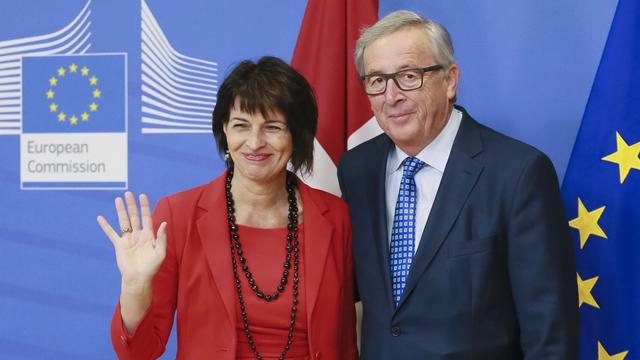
[[69, 63, 78, 73], [49, 103, 58, 112], [81, 66, 90, 76], [568, 198, 607, 249], [602, 132, 640, 184], [49, 77, 58, 86], [89, 76, 98, 85], [577, 273, 599, 309], [598, 341, 629, 360], [89, 102, 98, 112], [70, 115, 78, 125], [92, 88, 101, 98], [57, 112, 66, 122], [57, 67, 66, 76], [46, 89, 55, 99], [81, 112, 89, 121]]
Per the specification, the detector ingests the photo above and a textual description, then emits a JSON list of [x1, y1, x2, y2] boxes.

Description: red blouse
[[235, 224, 309, 360]]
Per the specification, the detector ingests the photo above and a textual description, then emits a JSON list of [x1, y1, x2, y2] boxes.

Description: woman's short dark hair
[[212, 56, 318, 175]]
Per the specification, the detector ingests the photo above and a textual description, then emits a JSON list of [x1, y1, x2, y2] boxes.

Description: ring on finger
[[121, 226, 132, 234]]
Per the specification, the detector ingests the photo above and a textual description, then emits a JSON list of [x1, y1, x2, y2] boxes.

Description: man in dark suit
[[337, 10, 579, 359]]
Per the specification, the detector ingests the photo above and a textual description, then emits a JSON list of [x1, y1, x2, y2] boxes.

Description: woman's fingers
[[115, 196, 132, 234], [125, 191, 141, 231], [155, 222, 167, 252], [97, 215, 120, 244], [140, 194, 154, 231]]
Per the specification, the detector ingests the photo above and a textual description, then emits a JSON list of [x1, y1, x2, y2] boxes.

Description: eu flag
[[561, 0, 639, 358], [22, 54, 126, 134]]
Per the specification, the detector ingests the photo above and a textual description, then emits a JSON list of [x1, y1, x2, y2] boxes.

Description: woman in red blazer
[[98, 57, 357, 360]]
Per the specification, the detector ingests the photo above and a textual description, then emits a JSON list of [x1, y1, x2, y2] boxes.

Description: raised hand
[[97, 192, 167, 284]]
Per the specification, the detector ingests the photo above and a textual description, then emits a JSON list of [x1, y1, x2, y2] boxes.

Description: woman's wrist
[[121, 277, 153, 294]]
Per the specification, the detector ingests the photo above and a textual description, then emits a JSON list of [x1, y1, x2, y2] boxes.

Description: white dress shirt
[[386, 108, 463, 254]]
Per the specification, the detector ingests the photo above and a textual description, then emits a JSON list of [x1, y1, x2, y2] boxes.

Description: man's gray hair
[[354, 10, 456, 75]]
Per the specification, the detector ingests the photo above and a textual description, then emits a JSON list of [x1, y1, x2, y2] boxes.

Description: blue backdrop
[[0, 0, 618, 358]]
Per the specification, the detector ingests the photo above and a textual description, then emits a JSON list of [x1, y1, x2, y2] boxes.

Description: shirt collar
[[387, 107, 463, 175]]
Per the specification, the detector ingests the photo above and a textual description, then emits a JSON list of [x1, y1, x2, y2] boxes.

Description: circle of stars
[[46, 63, 101, 126]]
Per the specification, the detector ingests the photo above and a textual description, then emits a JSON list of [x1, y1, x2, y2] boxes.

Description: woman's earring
[[224, 149, 232, 166]]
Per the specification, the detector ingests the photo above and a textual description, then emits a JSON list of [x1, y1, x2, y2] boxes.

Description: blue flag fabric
[[561, 0, 640, 358], [22, 54, 126, 133]]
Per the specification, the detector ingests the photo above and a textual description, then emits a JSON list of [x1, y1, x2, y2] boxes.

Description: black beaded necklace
[[225, 169, 300, 360]]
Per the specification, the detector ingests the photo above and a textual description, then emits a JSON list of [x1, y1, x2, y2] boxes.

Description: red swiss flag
[[291, 0, 379, 194]]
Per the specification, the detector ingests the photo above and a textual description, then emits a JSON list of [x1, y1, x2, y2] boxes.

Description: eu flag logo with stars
[[561, 0, 639, 358], [22, 54, 126, 133]]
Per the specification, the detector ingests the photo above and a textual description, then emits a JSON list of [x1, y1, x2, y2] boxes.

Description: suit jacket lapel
[[398, 110, 485, 308], [298, 180, 333, 325], [196, 174, 237, 328]]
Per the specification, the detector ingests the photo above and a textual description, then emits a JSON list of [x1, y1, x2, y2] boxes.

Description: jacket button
[[390, 326, 401, 337]]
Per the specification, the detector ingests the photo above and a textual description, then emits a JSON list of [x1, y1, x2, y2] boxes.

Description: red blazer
[[111, 173, 358, 360]]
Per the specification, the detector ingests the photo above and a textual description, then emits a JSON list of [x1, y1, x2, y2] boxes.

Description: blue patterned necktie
[[390, 156, 426, 306]]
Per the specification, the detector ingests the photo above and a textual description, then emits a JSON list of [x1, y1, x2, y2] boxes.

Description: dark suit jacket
[[111, 172, 357, 360], [337, 107, 578, 359]]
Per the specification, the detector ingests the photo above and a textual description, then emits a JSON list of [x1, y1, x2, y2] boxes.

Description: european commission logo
[[4, 0, 221, 189], [0, 0, 129, 190], [21, 54, 128, 190], [22, 54, 126, 133]]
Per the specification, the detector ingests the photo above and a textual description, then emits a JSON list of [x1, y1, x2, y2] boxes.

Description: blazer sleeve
[[506, 153, 579, 359], [110, 197, 179, 360]]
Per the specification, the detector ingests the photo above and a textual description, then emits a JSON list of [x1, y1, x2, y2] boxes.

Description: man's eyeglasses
[[359, 64, 443, 95]]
